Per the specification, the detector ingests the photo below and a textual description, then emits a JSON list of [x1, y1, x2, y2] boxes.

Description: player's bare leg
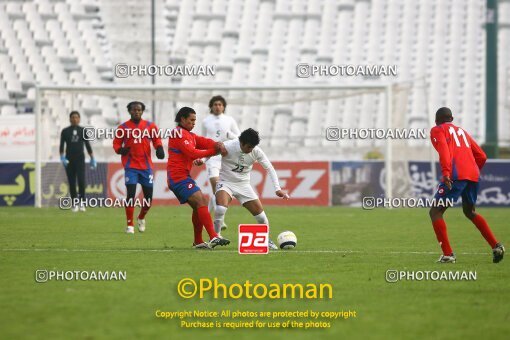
[[429, 206, 455, 263], [243, 199, 278, 250], [462, 202, 504, 263], [243, 199, 263, 216], [187, 190, 229, 248], [137, 185, 152, 232], [214, 190, 232, 234]]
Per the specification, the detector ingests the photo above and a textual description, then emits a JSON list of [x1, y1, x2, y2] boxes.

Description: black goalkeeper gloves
[[118, 147, 130, 156], [156, 146, 165, 159]]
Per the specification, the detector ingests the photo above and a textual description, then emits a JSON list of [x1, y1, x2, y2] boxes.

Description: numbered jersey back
[[430, 123, 483, 182]]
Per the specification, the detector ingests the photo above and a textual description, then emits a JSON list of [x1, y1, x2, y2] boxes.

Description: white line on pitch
[[0, 248, 489, 255]]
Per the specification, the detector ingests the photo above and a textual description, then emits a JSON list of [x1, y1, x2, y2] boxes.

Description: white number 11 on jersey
[[448, 126, 470, 148]]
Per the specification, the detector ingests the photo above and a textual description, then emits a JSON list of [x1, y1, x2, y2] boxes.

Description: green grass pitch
[[1, 206, 509, 339]]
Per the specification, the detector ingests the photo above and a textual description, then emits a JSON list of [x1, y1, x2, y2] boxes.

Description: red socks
[[471, 214, 498, 248], [138, 204, 151, 219], [197, 206, 218, 240], [432, 218, 453, 255], [192, 210, 204, 245], [432, 214, 499, 255], [125, 206, 134, 226]]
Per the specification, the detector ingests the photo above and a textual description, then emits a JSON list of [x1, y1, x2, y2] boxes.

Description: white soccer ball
[[277, 231, 297, 249]]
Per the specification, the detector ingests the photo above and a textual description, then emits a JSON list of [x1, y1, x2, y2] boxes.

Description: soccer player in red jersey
[[167, 106, 230, 249], [113, 101, 165, 234], [429, 107, 504, 263]]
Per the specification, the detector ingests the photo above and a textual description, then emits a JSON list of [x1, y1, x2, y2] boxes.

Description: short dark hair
[[435, 107, 453, 124], [239, 128, 260, 147], [174, 106, 196, 123], [69, 111, 80, 118], [127, 101, 146, 111], [208, 95, 227, 113]]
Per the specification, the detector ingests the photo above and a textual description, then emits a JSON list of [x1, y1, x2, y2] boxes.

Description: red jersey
[[112, 119, 162, 170], [430, 123, 487, 182], [167, 126, 217, 182]]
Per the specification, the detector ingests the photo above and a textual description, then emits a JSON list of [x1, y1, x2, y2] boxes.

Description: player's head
[[69, 111, 80, 126], [209, 95, 226, 115], [175, 106, 196, 131], [239, 128, 260, 153], [435, 107, 453, 125], [127, 101, 145, 122]]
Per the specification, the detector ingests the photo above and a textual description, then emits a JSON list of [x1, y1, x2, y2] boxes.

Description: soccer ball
[[277, 231, 297, 249]]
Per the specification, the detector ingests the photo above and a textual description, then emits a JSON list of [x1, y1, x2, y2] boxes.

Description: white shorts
[[216, 181, 259, 205], [205, 156, 221, 178]]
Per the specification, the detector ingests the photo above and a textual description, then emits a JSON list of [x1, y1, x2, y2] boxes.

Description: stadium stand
[[0, 0, 508, 153]]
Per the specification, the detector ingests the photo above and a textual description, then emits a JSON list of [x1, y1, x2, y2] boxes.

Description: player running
[[195, 128, 289, 250], [429, 107, 504, 263], [113, 101, 165, 234], [202, 95, 240, 229], [167, 107, 230, 249]]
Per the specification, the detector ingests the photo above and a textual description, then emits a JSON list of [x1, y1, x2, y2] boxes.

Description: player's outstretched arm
[[276, 190, 290, 200], [177, 136, 218, 160], [193, 159, 205, 166], [194, 135, 227, 155], [195, 135, 216, 150], [216, 142, 228, 156], [255, 147, 287, 197]]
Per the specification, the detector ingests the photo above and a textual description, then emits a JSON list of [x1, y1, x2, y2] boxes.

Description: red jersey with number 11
[[430, 122, 487, 182]]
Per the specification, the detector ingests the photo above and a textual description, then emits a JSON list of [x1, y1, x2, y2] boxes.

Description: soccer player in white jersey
[[202, 95, 241, 228], [212, 128, 289, 250]]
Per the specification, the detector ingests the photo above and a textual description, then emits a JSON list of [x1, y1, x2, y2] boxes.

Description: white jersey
[[202, 113, 240, 142], [220, 139, 281, 191]]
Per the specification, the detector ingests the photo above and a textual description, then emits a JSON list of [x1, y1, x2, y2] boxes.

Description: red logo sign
[[107, 161, 329, 206], [238, 224, 269, 254]]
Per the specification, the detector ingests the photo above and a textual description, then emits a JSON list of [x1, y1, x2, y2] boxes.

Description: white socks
[[214, 209, 269, 235], [254, 211, 269, 225], [214, 205, 228, 234]]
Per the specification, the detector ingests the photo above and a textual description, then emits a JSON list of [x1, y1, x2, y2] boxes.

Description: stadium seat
[[90, 114, 109, 129], [36, 0, 56, 19], [45, 20, 74, 60], [0, 0, 508, 150], [0, 54, 23, 97], [270, 108, 292, 147], [1, 105, 17, 116], [23, 2, 50, 44], [0, 80, 10, 104], [5, 2, 23, 19], [26, 87, 36, 101]]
